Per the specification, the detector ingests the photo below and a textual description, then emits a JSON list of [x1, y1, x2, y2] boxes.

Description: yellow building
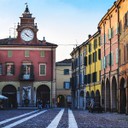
[[56, 59, 72, 108], [85, 31, 101, 107]]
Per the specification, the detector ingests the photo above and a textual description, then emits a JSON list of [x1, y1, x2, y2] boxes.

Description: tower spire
[[24, 3, 30, 13]]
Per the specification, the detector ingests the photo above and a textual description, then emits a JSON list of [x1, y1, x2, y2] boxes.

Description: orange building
[[118, 0, 128, 114]]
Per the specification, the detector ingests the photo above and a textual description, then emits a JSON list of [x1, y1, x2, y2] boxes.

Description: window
[[6, 63, 14, 75], [89, 54, 92, 64], [8, 50, 12, 57], [64, 69, 69, 75], [116, 22, 122, 34], [25, 50, 29, 57], [88, 74, 91, 84], [124, 12, 128, 29], [40, 51, 45, 57], [98, 36, 101, 46], [88, 44, 91, 52], [20, 63, 34, 80], [108, 28, 113, 39], [93, 52, 97, 62], [94, 39, 97, 49], [64, 82, 70, 89], [98, 49, 101, 60], [39, 64, 46, 76], [92, 72, 97, 82], [0, 64, 2, 75], [84, 75, 87, 84], [84, 56, 87, 66]]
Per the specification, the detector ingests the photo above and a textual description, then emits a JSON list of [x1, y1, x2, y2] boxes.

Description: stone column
[[83, 88, 86, 110], [105, 79, 106, 111], [34, 87, 36, 107], [126, 83, 128, 114], [17, 88, 20, 107], [77, 89, 80, 109]]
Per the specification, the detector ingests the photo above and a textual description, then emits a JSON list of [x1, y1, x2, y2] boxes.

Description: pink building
[[0, 5, 57, 108], [98, 2, 119, 112]]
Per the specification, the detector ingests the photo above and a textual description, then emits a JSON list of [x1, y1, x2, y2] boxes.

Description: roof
[[56, 59, 72, 66], [0, 38, 58, 48]]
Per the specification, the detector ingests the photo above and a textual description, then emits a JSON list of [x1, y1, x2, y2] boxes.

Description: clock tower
[[16, 4, 39, 44]]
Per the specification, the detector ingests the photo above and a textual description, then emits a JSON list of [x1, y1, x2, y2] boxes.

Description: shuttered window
[[8, 50, 12, 57], [6, 63, 15, 75], [40, 51, 45, 57], [39, 64, 46, 76]]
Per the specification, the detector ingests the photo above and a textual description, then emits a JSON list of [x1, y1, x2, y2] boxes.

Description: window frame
[[39, 63, 46, 76]]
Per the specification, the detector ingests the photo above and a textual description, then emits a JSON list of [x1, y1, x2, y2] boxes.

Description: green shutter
[[25, 50, 29, 57], [40, 51, 45, 57], [8, 50, 12, 57]]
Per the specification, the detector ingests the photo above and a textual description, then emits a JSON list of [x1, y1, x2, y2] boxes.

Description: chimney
[[88, 34, 91, 39], [42, 37, 46, 44]]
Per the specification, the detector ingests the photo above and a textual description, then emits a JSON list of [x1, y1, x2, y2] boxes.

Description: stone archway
[[120, 77, 126, 113], [106, 78, 110, 111], [95, 90, 100, 105], [2, 85, 17, 108], [91, 91, 95, 100], [112, 76, 117, 111], [86, 91, 90, 109], [36, 85, 50, 108], [101, 80, 105, 108], [57, 95, 65, 107]]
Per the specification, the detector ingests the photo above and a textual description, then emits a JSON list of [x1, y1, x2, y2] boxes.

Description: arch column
[[77, 89, 80, 109], [17, 87, 20, 107]]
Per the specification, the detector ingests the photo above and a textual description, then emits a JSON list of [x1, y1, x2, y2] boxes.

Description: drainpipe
[[103, 22, 106, 111], [77, 47, 80, 109], [117, 4, 120, 114], [51, 45, 53, 107], [108, 14, 112, 112]]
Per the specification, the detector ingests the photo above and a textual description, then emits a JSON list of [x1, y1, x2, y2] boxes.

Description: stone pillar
[[105, 79, 106, 111], [17, 88, 20, 107], [126, 85, 128, 114], [110, 78, 113, 112], [77, 89, 80, 109], [83, 88, 86, 110], [34, 87, 36, 106]]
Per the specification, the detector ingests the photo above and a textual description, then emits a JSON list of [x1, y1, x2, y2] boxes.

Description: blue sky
[[0, 0, 115, 61]]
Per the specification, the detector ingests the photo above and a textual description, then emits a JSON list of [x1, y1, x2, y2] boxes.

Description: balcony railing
[[19, 65, 34, 81]]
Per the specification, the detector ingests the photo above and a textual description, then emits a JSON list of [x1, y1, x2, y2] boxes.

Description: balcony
[[19, 65, 34, 81]]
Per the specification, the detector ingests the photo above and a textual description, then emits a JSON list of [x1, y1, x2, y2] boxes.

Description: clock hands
[[25, 33, 30, 37]]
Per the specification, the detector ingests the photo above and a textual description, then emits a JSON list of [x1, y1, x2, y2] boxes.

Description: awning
[[0, 94, 8, 100]]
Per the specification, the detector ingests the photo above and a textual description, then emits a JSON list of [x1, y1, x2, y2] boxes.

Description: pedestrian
[[89, 99, 95, 112], [38, 99, 42, 110]]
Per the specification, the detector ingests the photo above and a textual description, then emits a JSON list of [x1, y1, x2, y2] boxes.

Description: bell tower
[[16, 4, 39, 44]]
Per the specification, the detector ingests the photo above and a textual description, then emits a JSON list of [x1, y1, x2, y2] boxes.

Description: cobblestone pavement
[[73, 110, 128, 128], [0, 108, 128, 128]]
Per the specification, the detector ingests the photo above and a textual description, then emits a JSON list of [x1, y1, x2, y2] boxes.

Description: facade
[[71, 31, 101, 110], [71, 0, 128, 114], [98, 1, 119, 112], [118, 0, 128, 114], [71, 44, 86, 109], [98, 0, 128, 114], [85, 32, 101, 109], [56, 59, 72, 108], [0, 5, 57, 108]]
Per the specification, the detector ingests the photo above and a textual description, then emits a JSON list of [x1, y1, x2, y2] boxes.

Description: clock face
[[20, 28, 34, 42]]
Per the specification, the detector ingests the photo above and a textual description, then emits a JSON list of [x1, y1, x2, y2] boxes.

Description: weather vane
[[25, 2, 28, 7]]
